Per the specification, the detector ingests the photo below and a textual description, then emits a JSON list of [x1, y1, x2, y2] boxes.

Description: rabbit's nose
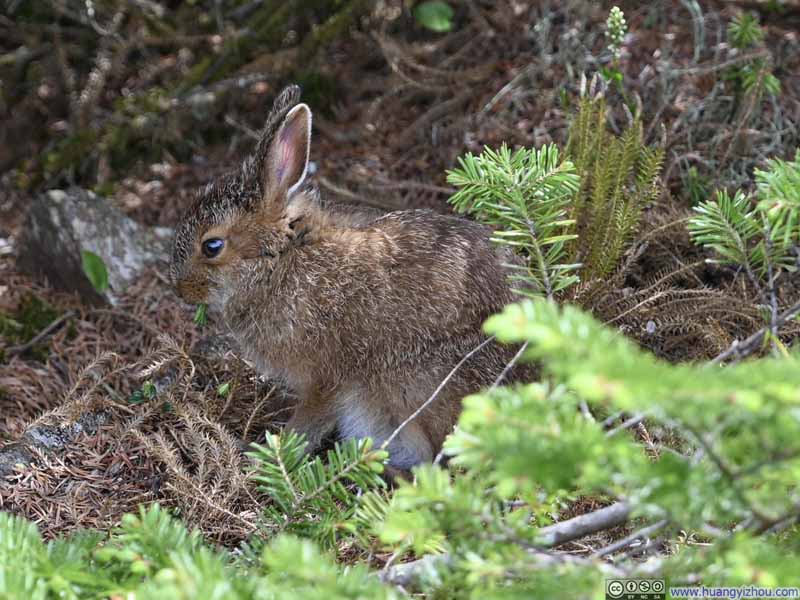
[[175, 278, 207, 304], [178, 282, 197, 302]]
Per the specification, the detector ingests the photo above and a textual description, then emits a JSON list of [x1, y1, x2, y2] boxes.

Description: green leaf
[[130, 380, 157, 404], [217, 382, 231, 398], [142, 380, 156, 400], [80, 250, 109, 294], [413, 1, 454, 33], [600, 66, 623, 84], [193, 303, 208, 326], [128, 389, 144, 405]]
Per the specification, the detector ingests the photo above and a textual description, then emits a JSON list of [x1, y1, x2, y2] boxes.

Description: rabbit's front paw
[[285, 395, 337, 454]]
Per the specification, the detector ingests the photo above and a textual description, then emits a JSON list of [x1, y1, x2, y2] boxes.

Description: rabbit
[[170, 85, 527, 471]]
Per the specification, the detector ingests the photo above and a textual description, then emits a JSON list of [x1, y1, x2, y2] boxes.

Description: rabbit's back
[[366, 209, 515, 333], [224, 208, 516, 386]]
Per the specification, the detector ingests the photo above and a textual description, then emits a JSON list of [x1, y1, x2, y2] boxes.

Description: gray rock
[[17, 188, 172, 304], [0, 410, 109, 479], [0, 442, 34, 479]]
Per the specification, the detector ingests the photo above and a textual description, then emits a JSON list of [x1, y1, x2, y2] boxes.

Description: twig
[[223, 114, 260, 140], [764, 230, 780, 343], [751, 501, 800, 535], [682, 423, 774, 525], [242, 384, 280, 440], [434, 338, 530, 465], [393, 89, 473, 149], [380, 554, 449, 588], [317, 176, 404, 211], [381, 547, 405, 578], [736, 449, 800, 479], [717, 62, 765, 174], [162, 472, 257, 532], [227, 0, 264, 22], [708, 298, 800, 365], [360, 178, 456, 196], [601, 411, 624, 428], [593, 519, 670, 558], [679, 0, 705, 62], [87, 308, 164, 340], [670, 51, 769, 76], [578, 400, 596, 423], [4, 310, 76, 356], [382, 546, 637, 587], [464, 0, 493, 33], [480, 64, 536, 117], [489, 341, 528, 390], [381, 336, 496, 453]]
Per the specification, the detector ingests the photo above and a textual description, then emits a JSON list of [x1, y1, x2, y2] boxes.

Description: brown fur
[[171, 85, 525, 469]]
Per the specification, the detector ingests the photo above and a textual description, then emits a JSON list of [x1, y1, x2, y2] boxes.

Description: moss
[[0, 415, 10, 442], [65, 321, 78, 343], [0, 294, 60, 362], [27, 1, 370, 187], [179, 0, 369, 91], [40, 129, 100, 184], [92, 181, 117, 198]]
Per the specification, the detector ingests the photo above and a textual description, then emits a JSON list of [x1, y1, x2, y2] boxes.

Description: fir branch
[[447, 144, 580, 297], [689, 189, 764, 285]]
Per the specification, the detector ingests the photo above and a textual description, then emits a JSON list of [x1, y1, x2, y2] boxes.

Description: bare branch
[[708, 298, 800, 365], [490, 341, 529, 390], [593, 519, 670, 558], [4, 310, 76, 356], [382, 336, 496, 452], [535, 501, 632, 547], [606, 413, 646, 438], [382, 501, 635, 587]]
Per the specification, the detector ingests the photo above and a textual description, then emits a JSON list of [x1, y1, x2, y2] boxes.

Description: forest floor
[[1, 0, 799, 558]]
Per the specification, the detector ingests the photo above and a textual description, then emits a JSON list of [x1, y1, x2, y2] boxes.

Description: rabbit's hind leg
[[383, 420, 433, 470], [335, 385, 433, 470]]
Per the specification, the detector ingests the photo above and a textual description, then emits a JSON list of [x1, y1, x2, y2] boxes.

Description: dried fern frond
[[135, 403, 260, 544], [590, 284, 763, 360]]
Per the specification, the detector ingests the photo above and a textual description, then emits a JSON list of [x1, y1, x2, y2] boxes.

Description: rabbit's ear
[[261, 103, 312, 198]]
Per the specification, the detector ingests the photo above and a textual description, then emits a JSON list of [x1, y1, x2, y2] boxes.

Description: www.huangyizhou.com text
[[670, 586, 800, 599]]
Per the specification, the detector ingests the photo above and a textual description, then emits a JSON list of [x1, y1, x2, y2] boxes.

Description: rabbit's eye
[[202, 238, 224, 258]]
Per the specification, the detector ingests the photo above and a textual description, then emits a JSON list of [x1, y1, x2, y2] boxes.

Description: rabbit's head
[[170, 85, 312, 308]]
